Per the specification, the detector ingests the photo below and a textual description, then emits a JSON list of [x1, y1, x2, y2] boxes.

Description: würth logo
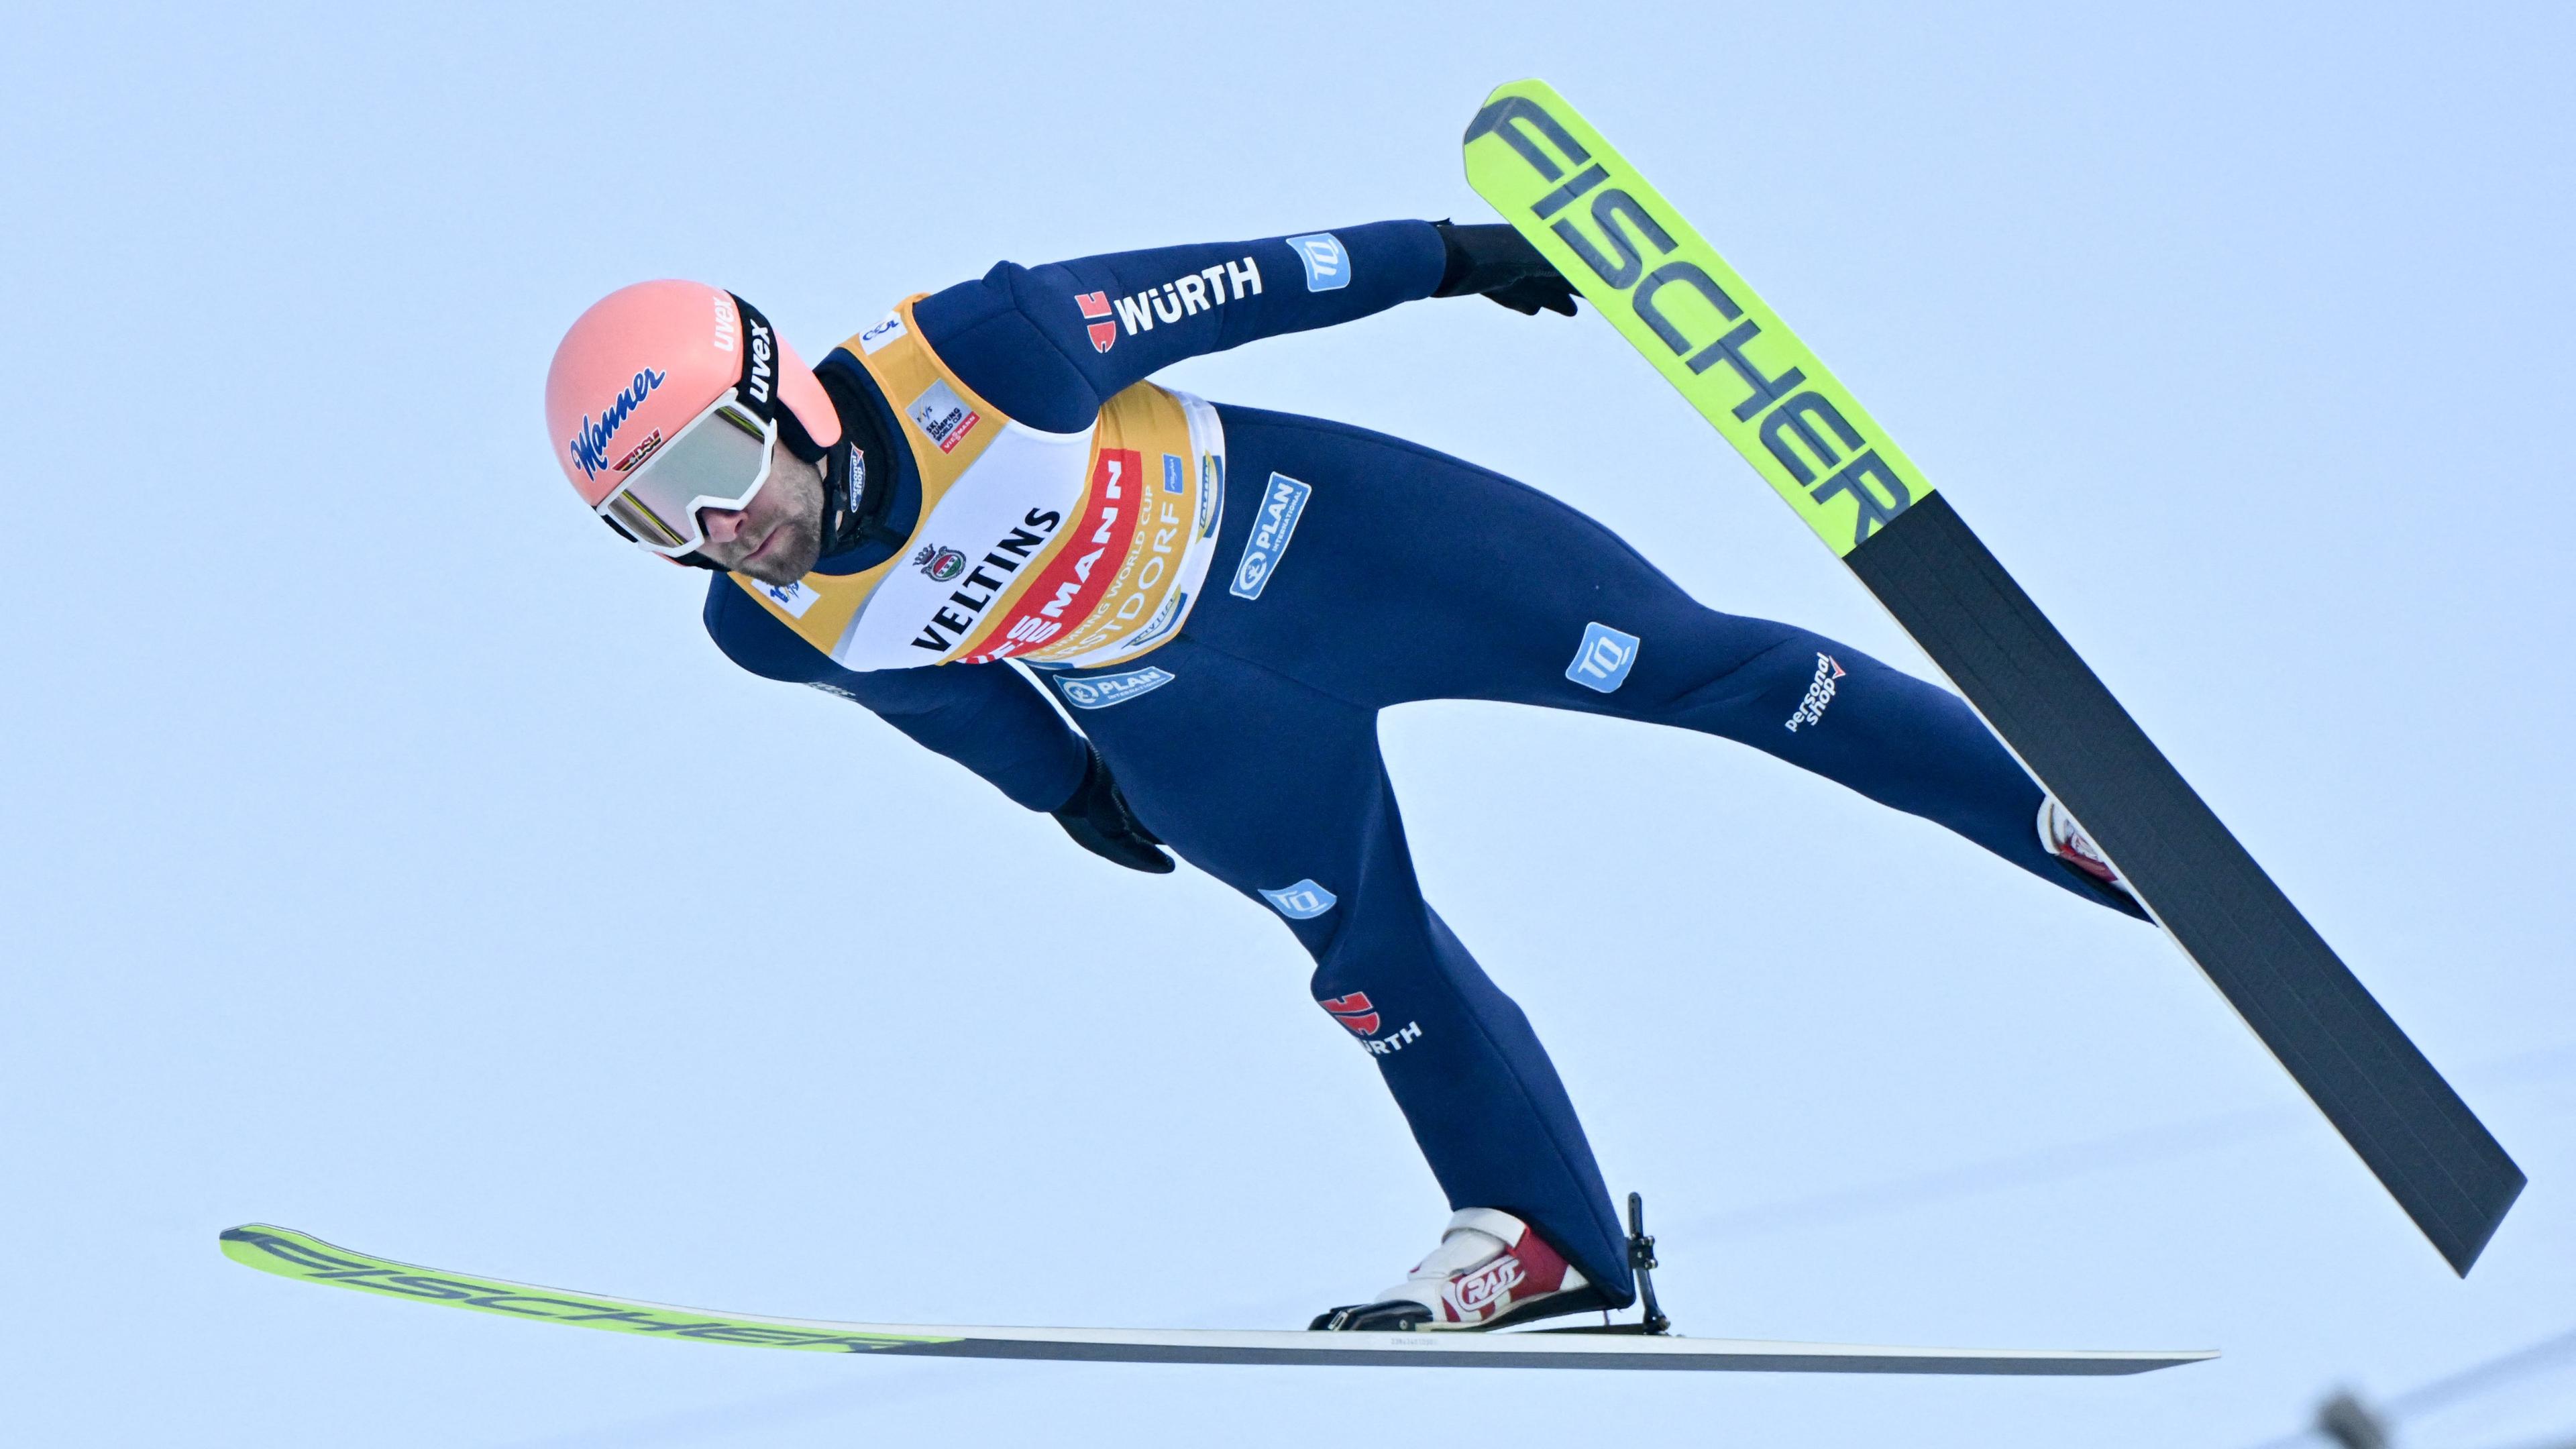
[[1102, 258, 1263, 341], [1319, 993, 1380, 1036], [1075, 292, 1116, 354]]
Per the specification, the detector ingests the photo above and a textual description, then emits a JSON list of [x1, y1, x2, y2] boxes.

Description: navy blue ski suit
[[705, 221, 2128, 1301]]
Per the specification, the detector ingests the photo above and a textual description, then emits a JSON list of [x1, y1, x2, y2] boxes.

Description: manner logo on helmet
[[906, 380, 980, 453], [1318, 992, 1381, 1036], [1075, 291, 1117, 354], [912, 545, 967, 582], [568, 367, 667, 480]]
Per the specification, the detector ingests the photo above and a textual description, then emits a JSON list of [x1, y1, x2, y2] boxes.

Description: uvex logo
[[742, 315, 775, 406], [1465, 95, 1915, 549]]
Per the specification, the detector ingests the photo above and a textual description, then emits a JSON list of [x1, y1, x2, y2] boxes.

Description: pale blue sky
[[5, 3, 2573, 1444]]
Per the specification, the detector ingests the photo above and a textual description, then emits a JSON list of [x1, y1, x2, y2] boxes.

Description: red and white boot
[[2039, 797, 2139, 907], [1309, 1210, 1604, 1332]]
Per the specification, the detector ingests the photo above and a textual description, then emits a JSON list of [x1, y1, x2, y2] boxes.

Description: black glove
[[1051, 747, 1174, 874], [1432, 220, 1578, 317]]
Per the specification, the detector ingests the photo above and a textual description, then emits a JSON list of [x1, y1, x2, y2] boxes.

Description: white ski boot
[[2039, 796, 2140, 907], [1309, 1209, 1605, 1332]]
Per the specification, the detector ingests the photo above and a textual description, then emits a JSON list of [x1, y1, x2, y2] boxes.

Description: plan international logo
[[1229, 473, 1311, 600]]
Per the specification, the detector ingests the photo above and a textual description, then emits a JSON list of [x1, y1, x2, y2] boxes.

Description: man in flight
[[542, 219, 2141, 1332]]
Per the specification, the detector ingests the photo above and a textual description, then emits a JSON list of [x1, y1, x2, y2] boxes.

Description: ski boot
[[2039, 796, 2142, 910], [1308, 1209, 1611, 1332]]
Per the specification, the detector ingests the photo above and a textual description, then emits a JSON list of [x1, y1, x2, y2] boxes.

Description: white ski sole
[[222, 1225, 2212, 1375]]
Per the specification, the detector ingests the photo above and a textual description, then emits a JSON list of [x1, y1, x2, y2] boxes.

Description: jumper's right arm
[[704, 580, 1086, 813]]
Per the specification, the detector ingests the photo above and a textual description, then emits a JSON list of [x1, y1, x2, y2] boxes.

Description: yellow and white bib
[[731, 296, 1226, 672]]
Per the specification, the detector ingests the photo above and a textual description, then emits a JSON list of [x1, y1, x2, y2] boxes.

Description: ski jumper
[[704, 221, 2135, 1300]]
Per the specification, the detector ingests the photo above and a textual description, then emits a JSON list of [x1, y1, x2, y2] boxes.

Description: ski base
[[221, 1226, 2212, 1375]]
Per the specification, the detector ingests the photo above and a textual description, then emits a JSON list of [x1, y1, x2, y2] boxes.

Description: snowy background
[[6, 1, 2573, 1444]]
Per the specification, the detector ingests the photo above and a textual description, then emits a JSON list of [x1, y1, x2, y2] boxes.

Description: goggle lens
[[595, 396, 777, 557]]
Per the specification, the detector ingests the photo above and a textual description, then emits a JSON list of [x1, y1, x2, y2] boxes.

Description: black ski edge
[[1845, 494, 2523, 1274]]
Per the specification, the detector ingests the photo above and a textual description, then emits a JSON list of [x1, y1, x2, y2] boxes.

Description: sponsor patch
[[1785, 653, 1847, 731], [755, 577, 821, 619], [1318, 992, 1381, 1036], [1075, 291, 1118, 353], [1564, 622, 1641, 694], [1126, 588, 1187, 652], [1260, 879, 1338, 919], [1229, 473, 1311, 601], [955, 449, 1142, 663], [1283, 232, 1350, 291], [905, 380, 980, 453], [1163, 453, 1185, 493], [1107, 257, 1263, 337], [857, 313, 906, 354], [902, 507, 1063, 656], [1198, 455, 1224, 537], [1056, 664, 1175, 710]]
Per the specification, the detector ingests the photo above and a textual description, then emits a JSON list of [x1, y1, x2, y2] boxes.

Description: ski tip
[[1462, 78, 1565, 144]]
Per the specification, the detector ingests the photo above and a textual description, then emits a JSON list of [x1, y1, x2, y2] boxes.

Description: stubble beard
[[734, 512, 821, 585], [728, 458, 826, 584]]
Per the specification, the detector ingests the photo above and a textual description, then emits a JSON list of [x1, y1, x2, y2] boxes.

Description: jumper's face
[[692, 448, 826, 583]]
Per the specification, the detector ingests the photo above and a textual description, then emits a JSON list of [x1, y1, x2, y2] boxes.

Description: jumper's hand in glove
[[1432, 221, 1578, 317], [1052, 747, 1174, 874]]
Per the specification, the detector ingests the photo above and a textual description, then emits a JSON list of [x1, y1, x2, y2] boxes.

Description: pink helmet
[[544, 280, 841, 557]]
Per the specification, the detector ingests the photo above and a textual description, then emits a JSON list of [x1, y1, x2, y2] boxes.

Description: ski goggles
[[594, 389, 779, 558]]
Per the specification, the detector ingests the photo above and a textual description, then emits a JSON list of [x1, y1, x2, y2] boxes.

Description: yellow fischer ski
[[1462, 80, 1927, 557], [1462, 78, 2522, 1275]]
